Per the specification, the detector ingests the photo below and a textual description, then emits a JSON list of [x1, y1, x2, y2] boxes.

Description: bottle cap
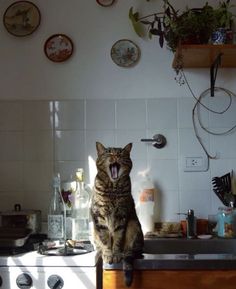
[[53, 175, 60, 187], [76, 168, 84, 182]]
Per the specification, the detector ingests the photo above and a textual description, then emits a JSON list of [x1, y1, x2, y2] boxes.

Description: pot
[[0, 204, 41, 233], [0, 227, 32, 247]]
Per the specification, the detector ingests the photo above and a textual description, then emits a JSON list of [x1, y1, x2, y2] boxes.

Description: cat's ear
[[123, 143, 132, 154], [96, 142, 106, 155]]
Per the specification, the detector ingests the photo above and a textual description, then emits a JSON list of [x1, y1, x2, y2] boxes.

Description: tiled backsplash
[[0, 96, 236, 221]]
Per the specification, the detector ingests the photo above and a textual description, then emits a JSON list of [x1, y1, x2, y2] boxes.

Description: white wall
[[0, 0, 236, 223]]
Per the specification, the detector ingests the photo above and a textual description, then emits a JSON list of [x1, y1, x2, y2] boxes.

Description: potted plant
[[211, 0, 235, 44], [165, 4, 216, 50], [129, 0, 235, 51]]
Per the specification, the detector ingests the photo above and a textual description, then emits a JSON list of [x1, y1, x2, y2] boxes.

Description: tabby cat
[[90, 142, 144, 287]]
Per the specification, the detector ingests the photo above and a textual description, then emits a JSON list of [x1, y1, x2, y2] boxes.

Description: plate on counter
[[197, 234, 213, 240]]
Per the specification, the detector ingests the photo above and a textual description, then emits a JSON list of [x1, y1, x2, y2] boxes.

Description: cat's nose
[[112, 156, 118, 162]]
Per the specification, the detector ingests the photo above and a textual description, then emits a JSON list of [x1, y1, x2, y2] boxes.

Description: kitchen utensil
[[212, 172, 235, 207]]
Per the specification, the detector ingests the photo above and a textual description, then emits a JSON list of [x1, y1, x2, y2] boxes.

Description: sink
[[144, 238, 236, 254]]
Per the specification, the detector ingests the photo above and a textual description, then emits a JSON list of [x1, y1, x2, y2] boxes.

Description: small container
[[211, 28, 226, 44], [217, 206, 236, 238], [208, 214, 217, 235], [197, 219, 208, 235]]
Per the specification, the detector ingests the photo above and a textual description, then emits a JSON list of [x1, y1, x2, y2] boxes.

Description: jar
[[217, 207, 236, 238]]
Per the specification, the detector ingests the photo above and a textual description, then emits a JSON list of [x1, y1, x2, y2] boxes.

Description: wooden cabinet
[[103, 270, 236, 289], [172, 44, 236, 69]]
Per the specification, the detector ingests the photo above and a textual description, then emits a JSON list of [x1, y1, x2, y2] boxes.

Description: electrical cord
[[181, 70, 236, 160]]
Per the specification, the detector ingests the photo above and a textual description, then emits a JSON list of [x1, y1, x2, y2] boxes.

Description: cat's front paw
[[102, 250, 113, 264], [112, 252, 123, 263], [102, 252, 122, 264]]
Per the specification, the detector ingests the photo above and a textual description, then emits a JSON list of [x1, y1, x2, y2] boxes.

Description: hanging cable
[[181, 69, 236, 160]]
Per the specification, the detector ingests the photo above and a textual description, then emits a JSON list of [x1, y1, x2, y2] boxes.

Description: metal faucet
[[186, 209, 196, 239]]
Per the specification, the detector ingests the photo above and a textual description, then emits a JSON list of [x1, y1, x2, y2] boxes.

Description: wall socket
[[183, 156, 209, 172]]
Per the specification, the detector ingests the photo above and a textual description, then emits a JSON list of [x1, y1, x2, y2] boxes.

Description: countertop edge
[[103, 253, 236, 270]]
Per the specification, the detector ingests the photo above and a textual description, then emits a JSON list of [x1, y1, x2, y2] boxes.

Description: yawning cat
[[90, 142, 144, 287]]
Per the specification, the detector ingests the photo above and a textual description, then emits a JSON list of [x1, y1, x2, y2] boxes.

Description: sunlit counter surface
[[104, 238, 236, 270]]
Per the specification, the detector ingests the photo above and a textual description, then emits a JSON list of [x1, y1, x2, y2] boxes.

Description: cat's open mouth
[[109, 162, 120, 180]]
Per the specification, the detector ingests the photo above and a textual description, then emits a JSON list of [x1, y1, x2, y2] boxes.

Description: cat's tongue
[[110, 164, 119, 179]]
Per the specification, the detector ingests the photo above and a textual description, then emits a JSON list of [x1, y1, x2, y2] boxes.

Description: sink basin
[[144, 238, 236, 254]]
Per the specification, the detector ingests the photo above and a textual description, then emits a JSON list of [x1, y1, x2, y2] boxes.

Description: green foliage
[[129, 7, 145, 37], [214, 0, 235, 28], [129, 0, 235, 52]]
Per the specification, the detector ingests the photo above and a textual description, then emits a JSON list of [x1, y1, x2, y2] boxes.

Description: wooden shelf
[[172, 44, 236, 68]]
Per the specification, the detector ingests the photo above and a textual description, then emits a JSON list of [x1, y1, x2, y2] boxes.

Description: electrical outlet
[[183, 156, 209, 172]]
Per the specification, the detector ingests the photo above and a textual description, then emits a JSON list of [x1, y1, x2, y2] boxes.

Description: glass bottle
[[71, 168, 90, 241], [47, 174, 65, 241]]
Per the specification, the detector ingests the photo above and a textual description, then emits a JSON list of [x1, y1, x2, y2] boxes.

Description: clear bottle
[[47, 174, 64, 241], [71, 168, 90, 241]]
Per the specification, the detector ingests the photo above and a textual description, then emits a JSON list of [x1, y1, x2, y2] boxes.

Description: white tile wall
[[0, 98, 236, 223]]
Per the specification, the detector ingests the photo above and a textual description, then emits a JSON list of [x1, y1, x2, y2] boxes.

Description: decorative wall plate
[[3, 1, 41, 37], [96, 0, 115, 7], [111, 39, 140, 67], [44, 34, 74, 63]]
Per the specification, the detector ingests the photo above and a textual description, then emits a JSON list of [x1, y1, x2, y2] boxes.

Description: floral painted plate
[[44, 34, 73, 63], [111, 39, 140, 68], [3, 1, 41, 37]]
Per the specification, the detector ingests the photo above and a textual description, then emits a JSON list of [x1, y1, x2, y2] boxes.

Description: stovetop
[[0, 250, 99, 267]]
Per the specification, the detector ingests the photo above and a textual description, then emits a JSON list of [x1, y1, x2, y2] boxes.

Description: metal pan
[[0, 228, 32, 247]]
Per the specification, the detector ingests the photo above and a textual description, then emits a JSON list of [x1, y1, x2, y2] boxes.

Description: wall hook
[[141, 134, 167, 149]]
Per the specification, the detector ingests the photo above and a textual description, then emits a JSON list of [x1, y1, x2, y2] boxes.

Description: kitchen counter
[[104, 237, 236, 270], [103, 253, 236, 270], [103, 238, 236, 289]]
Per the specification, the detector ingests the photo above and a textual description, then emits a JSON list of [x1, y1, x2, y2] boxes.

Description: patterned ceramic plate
[[44, 34, 73, 62], [3, 1, 41, 37], [110, 39, 141, 68]]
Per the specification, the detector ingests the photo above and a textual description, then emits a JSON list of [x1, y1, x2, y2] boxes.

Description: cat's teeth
[[110, 164, 119, 179]]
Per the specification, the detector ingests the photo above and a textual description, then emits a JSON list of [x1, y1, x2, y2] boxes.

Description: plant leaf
[[129, 7, 139, 21], [149, 28, 161, 35], [159, 33, 164, 47], [157, 18, 162, 31], [129, 7, 145, 37], [148, 31, 153, 39], [140, 20, 153, 25]]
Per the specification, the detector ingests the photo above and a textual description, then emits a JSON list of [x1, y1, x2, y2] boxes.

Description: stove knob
[[47, 275, 64, 289], [16, 273, 32, 289]]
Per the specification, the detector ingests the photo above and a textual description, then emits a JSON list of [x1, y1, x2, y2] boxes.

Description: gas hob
[[0, 250, 100, 289]]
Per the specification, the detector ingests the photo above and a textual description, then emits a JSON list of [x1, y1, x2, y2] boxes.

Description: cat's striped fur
[[91, 142, 144, 287]]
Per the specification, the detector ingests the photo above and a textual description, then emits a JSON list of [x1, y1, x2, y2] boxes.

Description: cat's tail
[[123, 256, 134, 287]]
